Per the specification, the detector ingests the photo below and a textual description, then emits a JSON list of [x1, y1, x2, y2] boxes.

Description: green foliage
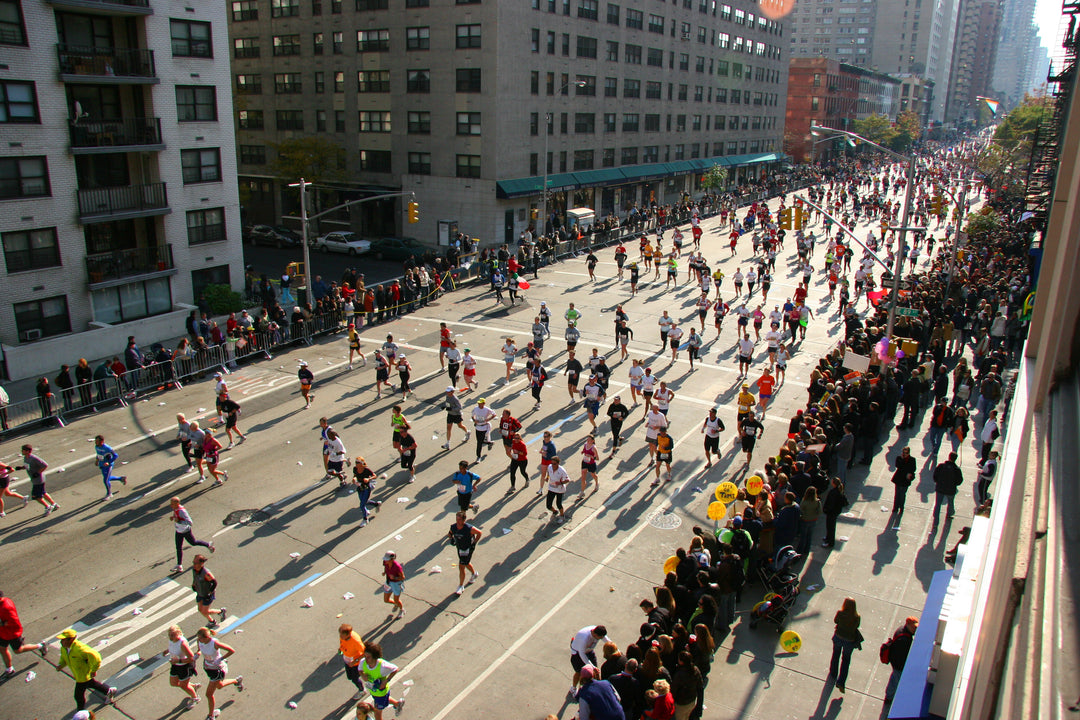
[[993, 94, 1051, 152], [852, 114, 898, 147], [964, 207, 1001, 241], [889, 110, 921, 153], [701, 165, 728, 190], [201, 284, 243, 315], [270, 136, 346, 187]]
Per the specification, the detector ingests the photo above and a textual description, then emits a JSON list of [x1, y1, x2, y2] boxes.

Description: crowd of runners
[[0, 139, 1032, 720]]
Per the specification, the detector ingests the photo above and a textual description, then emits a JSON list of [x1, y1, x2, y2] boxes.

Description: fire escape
[[1023, 1, 1080, 227]]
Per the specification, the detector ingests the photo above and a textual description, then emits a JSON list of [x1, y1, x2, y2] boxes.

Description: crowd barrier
[[1, 376, 130, 436]]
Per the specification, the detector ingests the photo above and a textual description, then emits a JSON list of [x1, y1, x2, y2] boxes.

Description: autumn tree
[[701, 164, 729, 191], [270, 136, 347, 239]]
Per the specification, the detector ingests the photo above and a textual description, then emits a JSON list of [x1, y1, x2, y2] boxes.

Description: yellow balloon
[[715, 481, 739, 504], [780, 630, 802, 653], [663, 556, 679, 575], [746, 475, 765, 496], [707, 501, 727, 521]]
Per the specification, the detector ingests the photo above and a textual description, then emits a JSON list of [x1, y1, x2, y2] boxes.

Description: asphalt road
[[242, 241, 414, 288], [1, 182, 985, 720]]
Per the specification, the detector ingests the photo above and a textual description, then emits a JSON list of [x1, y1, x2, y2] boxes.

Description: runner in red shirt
[[439, 322, 453, 370], [756, 368, 776, 413], [0, 593, 47, 675]]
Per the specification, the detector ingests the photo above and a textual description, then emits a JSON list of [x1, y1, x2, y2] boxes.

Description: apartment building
[[786, 0, 877, 68], [944, 0, 1002, 125], [0, 0, 243, 381], [228, 0, 788, 246]]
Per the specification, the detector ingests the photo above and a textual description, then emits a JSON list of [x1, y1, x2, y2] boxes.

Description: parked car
[[369, 236, 428, 262], [246, 224, 303, 248], [314, 231, 371, 256]]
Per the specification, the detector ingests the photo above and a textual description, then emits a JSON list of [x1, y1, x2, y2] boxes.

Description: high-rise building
[[992, 0, 1040, 110], [227, 0, 788, 245], [0, 1, 243, 381], [785, 0, 877, 68], [944, 0, 1002, 125], [871, 0, 962, 123]]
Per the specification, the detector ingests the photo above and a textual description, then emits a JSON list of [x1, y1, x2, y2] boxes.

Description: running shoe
[[396, 698, 405, 715], [1, 668, 15, 679], [38, 643, 48, 657], [225, 443, 233, 450], [196, 476, 206, 484], [104, 494, 113, 500], [359, 520, 368, 528], [209, 543, 216, 554], [119, 476, 127, 486], [106, 687, 118, 702], [235, 675, 244, 692], [51, 503, 59, 511], [469, 571, 479, 584], [172, 564, 184, 573], [43, 506, 52, 516], [22, 496, 28, 508], [441, 443, 450, 450], [455, 586, 464, 595], [219, 607, 227, 623]]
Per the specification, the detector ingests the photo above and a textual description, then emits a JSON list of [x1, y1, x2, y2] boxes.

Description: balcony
[[57, 44, 158, 84], [86, 244, 175, 287], [77, 182, 169, 223], [47, 0, 152, 15], [70, 117, 164, 154]]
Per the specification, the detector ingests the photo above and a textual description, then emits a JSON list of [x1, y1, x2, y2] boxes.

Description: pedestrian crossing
[[45, 577, 236, 690]]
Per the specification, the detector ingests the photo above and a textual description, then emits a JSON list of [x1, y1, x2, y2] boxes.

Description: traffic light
[[793, 207, 805, 231], [930, 195, 944, 217], [407, 200, 419, 224], [779, 207, 793, 230], [531, 208, 538, 220]]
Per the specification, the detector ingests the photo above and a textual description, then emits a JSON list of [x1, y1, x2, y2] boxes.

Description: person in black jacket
[[884, 617, 918, 703], [891, 447, 916, 524], [821, 477, 849, 547], [931, 452, 963, 527]]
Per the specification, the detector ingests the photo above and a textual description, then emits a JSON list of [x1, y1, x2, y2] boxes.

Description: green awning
[[570, 168, 626, 188], [496, 158, 728, 199], [723, 152, 783, 167]]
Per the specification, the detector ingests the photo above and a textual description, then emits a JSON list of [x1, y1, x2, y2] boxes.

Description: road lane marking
[[310, 515, 426, 587]]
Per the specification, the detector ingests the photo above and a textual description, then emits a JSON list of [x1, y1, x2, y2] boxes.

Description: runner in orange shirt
[[756, 368, 776, 414]]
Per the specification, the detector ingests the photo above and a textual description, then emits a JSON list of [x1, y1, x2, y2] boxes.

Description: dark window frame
[[2, 226, 60, 273]]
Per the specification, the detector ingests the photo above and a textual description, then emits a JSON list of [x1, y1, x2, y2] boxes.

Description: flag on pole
[[847, 137, 857, 147], [983, 98, 1000, 116]]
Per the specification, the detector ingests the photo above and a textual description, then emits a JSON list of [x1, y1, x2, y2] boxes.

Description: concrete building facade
[[785, 0, 877, 68], [992, 0, 1040, 110], [0, 0, 244, 381], [227, 0, 788, 247], [944, 0, 1002, 125]]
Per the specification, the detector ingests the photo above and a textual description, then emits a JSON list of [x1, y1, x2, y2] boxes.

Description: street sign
[[896, 307, 919, 317]]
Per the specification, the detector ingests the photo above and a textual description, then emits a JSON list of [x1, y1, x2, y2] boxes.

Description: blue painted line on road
[[226, 571, 322, 631], [526, 412, 586, 445]]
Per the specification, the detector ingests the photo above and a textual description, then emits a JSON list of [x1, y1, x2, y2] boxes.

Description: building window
[[0, 157, 48, 199], [530, 112, 539, 135], [359, 150, 392, 172], [272, 0, 300, 16], [576, 36, 597, 58], [576, 75, 596, 96], [811, 96, 819, 111], [456, 112, 481, 135], [456, 68, 481, 92], [674, 144, 684, 160], [316, 110, 327, 131], [679, 54, 689, 71], [356, 0, 389, 8], [91, 278, 172, 325], [457, 24, 481, 49], [622, 113, 639, 131], [334, 71, 345, 92], [408, 111, 431, 134], [407, 27, 430, 50], [531, 71, 539, 94], [625, 8, 642, 29], [181, 148, 222, 184], [578, 0, 598, 20], [313, 0, 322, 14], [333, 31, 344, 53], [335, 110, 345, 132], [357, 29, 390, 52], [603, 113, 616, 132], [331, 0, 342, 11], [276, 110, 304, 130], [233, 37, 259, 58], [562, 33, 570, 55], [236, 74, 262, 94], [604, 77, 617, 97], [275, 73, 302, 93], [647, 14, 664, 33], [645, 81, 661, 99], [175, 86, 216, 122], [623, 79, 640, 98], [314, 72, 325, 93], [646, 47, 663, 67], [573, 149, 594, 170], [547, 31, 556, 54], [531, 28, 540, 52], [406, 0, 429, 5], [273, 35, 301, 56], [0, 0, 27, 46], [0, 81, 37, 124], [313, 33, 324, 55], [643, 145, 658, 163], [606, 41, 619, 61], [574, 113, 595, 133], [530, 153, 538, 175], [407, 69, 430, 93], [620, 147, 637, 165], [170, 20, 212, 58], [457, 0, 481, 4], [357, 70, 390, 92], [187, 208, 226, 245], [624, 44, 641, 64], [359, 110, 391, 132], [456, 154, 481, 178], [408, 152, 431, 175], [675, 114, 686, 131], [602, 148, 615, 167], [2, 227, 59, 272], [644, 114, 660, 131], [14, 296, 70, 341], [678, 85, 687, 101], [232, 1, 259, 21], [607, 3, 620, 24], [238, 110, 263, 129]]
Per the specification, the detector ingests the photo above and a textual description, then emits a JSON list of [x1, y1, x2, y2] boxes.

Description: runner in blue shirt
[[94, 435, 127, 499]]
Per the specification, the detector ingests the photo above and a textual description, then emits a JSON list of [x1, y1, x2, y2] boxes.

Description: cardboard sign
[[843, 353, 871, 373]]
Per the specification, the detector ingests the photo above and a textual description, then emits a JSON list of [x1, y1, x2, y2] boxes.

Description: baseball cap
[[477, 397, 486, 403], [732, 516, 743, 526], [57, 628, 77, 640], [298, 360, 308, 366], [73, 712, 92, 720], [383, 551, 396, 562], [445, 386, 455, 393], [579, 665, 596, 681], [540, 301, 547, 306], [213, 372, 222, 379]]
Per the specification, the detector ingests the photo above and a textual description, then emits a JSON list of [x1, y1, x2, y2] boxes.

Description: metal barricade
[[230, 333, 273, 365], [0, 395, 64, 434], [124, 359, 182, 398], [56, 377, 126, 419]]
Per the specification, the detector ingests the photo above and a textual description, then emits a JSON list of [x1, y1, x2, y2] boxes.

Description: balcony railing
[[86, 244, 174, 285], [57, 44, 157, 80], [48, 0, 151, 12], [77, 182, 168, 221], [70, 117, 163, 150]]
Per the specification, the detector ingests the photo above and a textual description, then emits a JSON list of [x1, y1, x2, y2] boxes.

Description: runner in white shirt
[[732, 269, 744, 296], [667, 323, 684, 363], [627, 359, 645, 405], [470, 399, 497, 461], [765, 326, 782, 368], [569, 625, 611, 694], [658, 311, 674, 351], [501, 338, 517, 382], [644, 408, 668, 463], [776, 344, 790, 385], [701, 407, 726, 467], [769, 306, 784, 326], [737, 334, 755, 377], [654, 382, 674, 415], [641, 369, 657, 413], [546, 456, 571, 524]]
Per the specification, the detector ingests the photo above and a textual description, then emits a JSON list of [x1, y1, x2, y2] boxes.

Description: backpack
[[729, 529, 752, 559], [726, 554, 746, 589], [879, 638, 893, 664]]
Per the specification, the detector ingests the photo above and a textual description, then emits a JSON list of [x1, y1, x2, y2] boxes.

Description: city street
[[242, 241, 413, 290], [1, 189, 983, 720]]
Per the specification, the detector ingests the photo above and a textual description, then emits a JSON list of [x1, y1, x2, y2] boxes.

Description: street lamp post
[[288, 177, 313, 301], [540, 80, 586, 239]]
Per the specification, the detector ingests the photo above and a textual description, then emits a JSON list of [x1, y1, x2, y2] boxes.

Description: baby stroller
[[750, 545, 802, 631]]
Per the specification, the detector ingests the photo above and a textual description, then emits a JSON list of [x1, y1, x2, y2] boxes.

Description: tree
[[964, 206, 1001, 241], [701, 164, 728, 191], [993, 94, 1051, 153], [889, 110, 922, 153], [851, 114, 897, 148], [270, 136, 347, 237]]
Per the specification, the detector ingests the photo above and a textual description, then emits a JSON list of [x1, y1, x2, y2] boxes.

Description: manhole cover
[[649, 510, 682, 530], [223, 509, 270, 525]]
